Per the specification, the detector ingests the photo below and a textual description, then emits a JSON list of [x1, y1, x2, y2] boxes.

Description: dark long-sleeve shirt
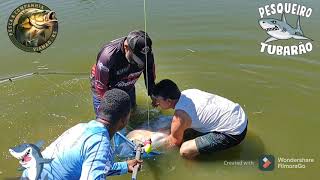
[[90, 37, 156, 98]]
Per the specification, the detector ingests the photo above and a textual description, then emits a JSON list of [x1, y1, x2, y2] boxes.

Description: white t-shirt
[[175, 89, 247, 135]]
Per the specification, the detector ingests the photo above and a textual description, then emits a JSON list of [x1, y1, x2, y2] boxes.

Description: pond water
[[0, 0, 319, 179]]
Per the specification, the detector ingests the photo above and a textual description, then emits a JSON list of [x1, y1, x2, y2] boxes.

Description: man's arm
[[165, 110, 192, 148], [143, 52, 156, 96], [107, 159, 142, 176], [94, 45, 116, 98], [80, 134, 130, 179], [106, 162, 128, 176], [94, 61, 111, 98], [80, 134, 142, 179], [80, 135, 113, 180]]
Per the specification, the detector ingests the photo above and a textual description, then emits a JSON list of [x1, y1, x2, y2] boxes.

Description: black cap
[[127, 30, 152, 66]]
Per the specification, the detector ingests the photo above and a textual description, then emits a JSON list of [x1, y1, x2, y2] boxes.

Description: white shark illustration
[[259, 13, 312, 43], [9, 141, 52, 180]]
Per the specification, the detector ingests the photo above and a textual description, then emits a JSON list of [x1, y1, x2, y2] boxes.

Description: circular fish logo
[[7, 2, 58, 53]]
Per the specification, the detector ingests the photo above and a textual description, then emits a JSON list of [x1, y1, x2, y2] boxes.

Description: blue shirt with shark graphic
[[22, 120, 128, 180]]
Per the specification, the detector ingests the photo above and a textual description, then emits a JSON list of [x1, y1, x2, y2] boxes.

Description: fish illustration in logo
[[15, 9, 57, 47], [259, 13, 312, 43], [9, 141, 52, 180]]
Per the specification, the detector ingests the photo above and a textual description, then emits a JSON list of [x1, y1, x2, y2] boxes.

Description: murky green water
[[1, 0, 319, 179]]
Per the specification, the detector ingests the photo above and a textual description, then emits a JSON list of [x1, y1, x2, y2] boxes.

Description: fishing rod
[[131, 0, 151, 178], [131, 143, 143, 180], [0, 71, 88, 84], [131, 139, 152, 180]]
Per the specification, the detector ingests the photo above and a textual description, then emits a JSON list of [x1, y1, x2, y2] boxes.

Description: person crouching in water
[[22, 89, 142, 179], [151, 79, 248, 159]]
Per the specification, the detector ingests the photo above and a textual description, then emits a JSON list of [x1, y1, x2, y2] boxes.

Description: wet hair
[[97, 89, 131, 124], [153, 79, 181, 100]]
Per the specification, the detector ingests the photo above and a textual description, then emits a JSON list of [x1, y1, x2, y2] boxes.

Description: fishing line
[[131, 2, 151, 179], [38, 75, 90, 104], [0, 71, 88, 84], [143, 0, 150, 130], [0, 70, 137, 130], [40, 75, 137, 131]]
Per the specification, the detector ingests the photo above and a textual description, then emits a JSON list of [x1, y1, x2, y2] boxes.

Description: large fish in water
[[126, 116, 172, 149], [15, 9, 57, 47]]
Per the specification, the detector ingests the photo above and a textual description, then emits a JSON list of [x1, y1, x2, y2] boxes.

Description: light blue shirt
[[22, 120, 128, 179]]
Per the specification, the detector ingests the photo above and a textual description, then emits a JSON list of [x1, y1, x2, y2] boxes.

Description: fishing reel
[[133, 139, 152, 155], [132, 139, 152, 180]]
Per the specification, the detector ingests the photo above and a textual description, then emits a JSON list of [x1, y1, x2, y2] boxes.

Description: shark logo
[[259, 13, 311, 43], [258, 3, 313, 56], [9, 141, 52, 180]]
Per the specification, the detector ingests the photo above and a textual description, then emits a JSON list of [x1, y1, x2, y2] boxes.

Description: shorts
[[183, 121, 248, 154]]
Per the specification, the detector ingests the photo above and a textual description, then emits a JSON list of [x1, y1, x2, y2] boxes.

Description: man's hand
[[127, 159, 143, 173]]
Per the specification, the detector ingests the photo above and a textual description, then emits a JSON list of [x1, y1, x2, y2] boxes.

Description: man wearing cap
[[90, 30, 156, 115]]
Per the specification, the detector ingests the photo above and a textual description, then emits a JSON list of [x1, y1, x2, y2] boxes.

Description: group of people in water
[[20, 30, 248, 179]]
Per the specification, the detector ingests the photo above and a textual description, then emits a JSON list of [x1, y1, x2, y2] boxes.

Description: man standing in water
[[151, 79, 248, 159], [22, 89, 142, 179], [90, 30, 156, 115]]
